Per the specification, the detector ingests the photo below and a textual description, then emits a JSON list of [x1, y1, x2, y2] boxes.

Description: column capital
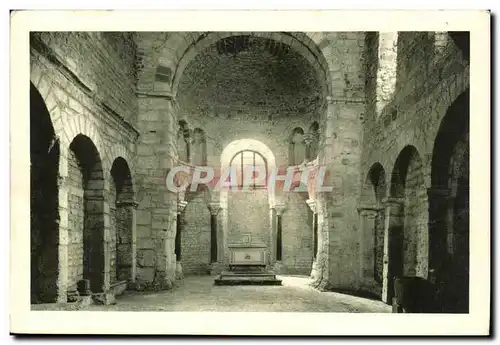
[[177, 200, 188, 214], [357, 204, 382, 215], [303, 133, 314, 146], [274, 202, 287, 215], [207, 202, 222, 216], [116, 200, 139, 209], [306, 199, 317, 213], [381, 197, 405, 206]]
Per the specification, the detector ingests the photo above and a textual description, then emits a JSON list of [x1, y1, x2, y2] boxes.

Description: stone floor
[[84, 275, 391, 313]]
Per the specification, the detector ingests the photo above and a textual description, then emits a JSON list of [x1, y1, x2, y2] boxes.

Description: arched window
[[191, 128, 207, 166], [229, 150, 267, 188], [177, 120, 191, 163], [376, 32, 398, 117], [289, 127, 306, 165], [306, 121, 319, 160]]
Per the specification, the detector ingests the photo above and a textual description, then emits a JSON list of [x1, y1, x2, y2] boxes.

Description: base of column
[[209, 262, 224, 276], [272, 261, 283, 275], [310, 259, 319, 280], [308, 259, 332, 291], [175, 262, 184, 280]]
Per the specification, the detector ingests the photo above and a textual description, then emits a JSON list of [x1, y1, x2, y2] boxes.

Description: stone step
[[219, 272, 277, 278], [214, 278, 282, 286], [214, 272, 282, 286]]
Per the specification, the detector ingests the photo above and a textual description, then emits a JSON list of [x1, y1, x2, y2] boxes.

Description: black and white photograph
[[9, 10, 490, 336]]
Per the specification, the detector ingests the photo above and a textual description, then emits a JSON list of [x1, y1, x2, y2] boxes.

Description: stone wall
[[182, 193, 211, 275], [281, 193, 313, 275], [66, 149, 85, 291], [30, 31, 469, 303], [402, 151, 428, 278], [30, 31, 138, 301], [178, 114, 319, 171], [361, 32, 469, 300], [109, 178, 117, 282], [227, 189, 270, 246], [32, 32, 138, 125], [134, 96, 177, 289]]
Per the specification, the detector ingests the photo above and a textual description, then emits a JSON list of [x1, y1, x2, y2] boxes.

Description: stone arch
[[429, 89, 469, 313], [220, 139, 277, 266], [67, 134, 106, 294], [158, 32, 332, 98], [60, 115, 109, 184], [362, 163, 386, 206], [361, 163, 387, 287], [30, 82, 60, 304], [107, 144, 135, 188], [30, 65, 63, 129], [386, 145, 428, 301], [394, 148, 428, 268], [110, 157, 136, 284], [220, 139, 276, 202], [431, 90, 470, 188]]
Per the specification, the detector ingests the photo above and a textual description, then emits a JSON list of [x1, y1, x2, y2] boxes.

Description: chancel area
[[30, 31, 469, 313]]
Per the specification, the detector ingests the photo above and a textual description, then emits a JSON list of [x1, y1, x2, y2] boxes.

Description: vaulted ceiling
[[176, 35, 323, 119]]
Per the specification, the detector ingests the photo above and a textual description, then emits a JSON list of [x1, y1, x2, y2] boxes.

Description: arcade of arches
[[30, 31, 469, 312]]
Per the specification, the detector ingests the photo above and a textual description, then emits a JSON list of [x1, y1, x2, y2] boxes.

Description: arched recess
[[306, 121, 320, 161], [177, 120, 191, 163], [68, 134, 105, 293], [163, 32, 332, 98], [429, 89, 469, 313], [191, 128, 207, 166], [220, 139, 276, 206], [359, 162, 386, 293], [289, 127, 306, 166], [219, 139, 277, 266], [387, 145, 428, 300], [110, 157, 135, 283], [181, 184, 212, 275], [30, 83, 60, 304]]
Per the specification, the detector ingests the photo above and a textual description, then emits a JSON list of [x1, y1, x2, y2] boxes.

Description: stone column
[[207, 202, 222, 273], [312, 95, 364, 291], [220, 204, 230, 267], [269, 206, 277, 265], [175, 200, 187, 279], [381, 197, 405, 303], [115, 199, 139, 284], [274, 203, 286, 263], [357, 205, 380, 288], [135, 93, 178, 290], [306, 199, 319, 279], [306, 199, 318, 259], [57, 174, 69, 303]]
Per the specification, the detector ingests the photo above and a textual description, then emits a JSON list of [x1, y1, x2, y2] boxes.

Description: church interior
[[30, 31, 470, 313]]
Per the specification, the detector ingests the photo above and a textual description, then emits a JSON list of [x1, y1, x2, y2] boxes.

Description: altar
[[228, 243, 267, 269], [214, 243, 282, 286]]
